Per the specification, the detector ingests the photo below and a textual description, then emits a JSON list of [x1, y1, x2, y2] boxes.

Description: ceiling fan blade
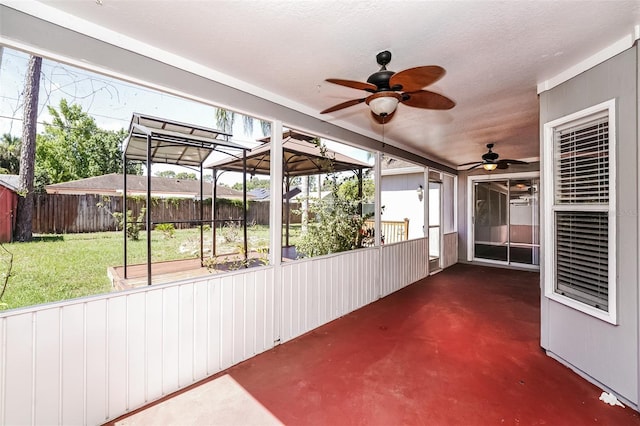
[[458, 161, 482, 167], [320, 98, 366, 114], [496, 162, 509, 170], [401, 90, 455, 110], [466, 164, 483, 171], [499, 159, 529, 165], [389, 66, 445, 92], [325, 79, 377, 92], [371, 110, 396, 124]]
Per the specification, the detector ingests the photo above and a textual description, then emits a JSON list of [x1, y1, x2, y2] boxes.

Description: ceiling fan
[[460, 143, 529, 171], [320, 51, 455, 123]]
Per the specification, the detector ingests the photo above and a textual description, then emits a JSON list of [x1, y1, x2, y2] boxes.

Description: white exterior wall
[[380, 172, 425, 239], [539, 46, 638, 408]]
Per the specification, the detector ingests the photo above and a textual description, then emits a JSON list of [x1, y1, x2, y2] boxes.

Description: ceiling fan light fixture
[[483, 163, 498, 171], [366, 92, 401, 116]]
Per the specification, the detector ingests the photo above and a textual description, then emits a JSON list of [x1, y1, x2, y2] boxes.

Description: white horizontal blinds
[[553, 111, 610, 311], [554, 113, 609, 204], [555, 211, 608, 309]]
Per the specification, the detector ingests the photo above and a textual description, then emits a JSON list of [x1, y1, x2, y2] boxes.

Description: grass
[[0, 224, 301, 312]]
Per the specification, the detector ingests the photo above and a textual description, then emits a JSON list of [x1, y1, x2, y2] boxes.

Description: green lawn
[[0, 224, 300, 312]]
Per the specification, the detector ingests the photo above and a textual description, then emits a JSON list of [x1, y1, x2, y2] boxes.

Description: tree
[[175, 172, 197, 180], [232, 176, 270, 191], [14, 55, 42, 242], [214, 108, 271, 137], [35, 99, 137, 186], [0, 134, 21, 174], [337, 173, 374, 201], [154, 170, 196, 180], [155, 170, 176, 179]]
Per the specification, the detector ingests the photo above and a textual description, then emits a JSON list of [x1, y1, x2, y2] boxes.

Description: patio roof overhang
[[205, 130, 372, 176], [124, 113, 243, 167]]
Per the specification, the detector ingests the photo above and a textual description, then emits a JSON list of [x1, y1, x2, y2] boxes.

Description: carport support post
[[146, 134, 152, 286]]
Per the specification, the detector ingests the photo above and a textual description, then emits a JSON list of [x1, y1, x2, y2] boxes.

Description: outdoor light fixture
[[366, 92, 402, 117], [417, 184, 424, 201], [483, 163, 498, 171]]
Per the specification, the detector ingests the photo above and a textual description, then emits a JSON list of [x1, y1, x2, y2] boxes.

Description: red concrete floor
[[221, 263, 640, 425], [108, 263, 640, 425]]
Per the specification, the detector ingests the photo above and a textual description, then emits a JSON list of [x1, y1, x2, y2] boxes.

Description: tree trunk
[[14, 55, 42, 242]]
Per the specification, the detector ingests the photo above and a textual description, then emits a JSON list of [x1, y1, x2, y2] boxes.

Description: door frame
[[466, 171, 540, 268], [428, 179, 443, 273]]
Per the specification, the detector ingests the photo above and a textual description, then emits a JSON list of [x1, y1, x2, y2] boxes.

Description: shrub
[[155, 223, 175, 239], [219, 220, 242, 243], [295, 181, 371, 258], [111, 208, 147, 241]]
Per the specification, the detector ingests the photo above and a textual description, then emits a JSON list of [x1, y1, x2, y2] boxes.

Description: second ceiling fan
[[460, 143, 529, 171], [320, 51, 455, 123]]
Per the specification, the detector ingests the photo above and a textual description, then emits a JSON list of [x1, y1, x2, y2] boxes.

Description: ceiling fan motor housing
[[482, 143, 499, 162], [367, 70, 395, 91], [482, 151, 499, 162]]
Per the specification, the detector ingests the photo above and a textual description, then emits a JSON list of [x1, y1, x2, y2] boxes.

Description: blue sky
[[0, 47, 372, 184], [1, 47, 233, 136]]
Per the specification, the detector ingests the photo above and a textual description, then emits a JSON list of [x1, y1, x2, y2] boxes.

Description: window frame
[[542, 99, 617, 324]]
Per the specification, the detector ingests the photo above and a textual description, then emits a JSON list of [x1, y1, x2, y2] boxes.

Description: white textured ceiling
[[13, 1, 640, 168]]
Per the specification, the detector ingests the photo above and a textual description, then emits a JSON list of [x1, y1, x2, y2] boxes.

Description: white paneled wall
[[381, 238, 429, 297], [280, 247, 380, 343], [443, 232, 459, 269], [0, 239, 431, 425], [0, 267, 274, 425]]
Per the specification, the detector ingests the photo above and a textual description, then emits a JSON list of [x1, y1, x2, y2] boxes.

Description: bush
[[296, 183, 371, 258], [219, 220, 242, 243], [155, 223, 175, 239], [111, 208, 146, 241]]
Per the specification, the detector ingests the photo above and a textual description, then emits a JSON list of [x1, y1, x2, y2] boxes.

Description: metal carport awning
[[206, 130, 372, 177], [206, 129, 372, 250], [122, 113, 247, 286]]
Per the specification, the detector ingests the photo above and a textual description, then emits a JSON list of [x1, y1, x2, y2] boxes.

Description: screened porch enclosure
[[0, 9, 461, 425]]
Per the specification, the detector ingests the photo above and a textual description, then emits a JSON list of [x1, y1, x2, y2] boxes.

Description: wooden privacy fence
[[32, 194, 295, 234]]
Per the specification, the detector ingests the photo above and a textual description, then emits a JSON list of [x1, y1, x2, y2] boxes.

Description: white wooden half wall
[[0, 238, 436, 425]]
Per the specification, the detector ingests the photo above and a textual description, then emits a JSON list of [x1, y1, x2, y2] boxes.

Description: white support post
[[269, 120, 284, 344]]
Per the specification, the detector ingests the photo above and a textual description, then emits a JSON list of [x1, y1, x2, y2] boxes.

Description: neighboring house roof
[[0, 174, 20, 192], [45, 173, 248, 199], [290, 189, 332, 202]]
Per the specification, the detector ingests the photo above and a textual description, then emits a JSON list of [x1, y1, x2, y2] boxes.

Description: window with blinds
[[554, 116, 609, 204], [555, 211, 608, 310], [543, 99, 616, 323]]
